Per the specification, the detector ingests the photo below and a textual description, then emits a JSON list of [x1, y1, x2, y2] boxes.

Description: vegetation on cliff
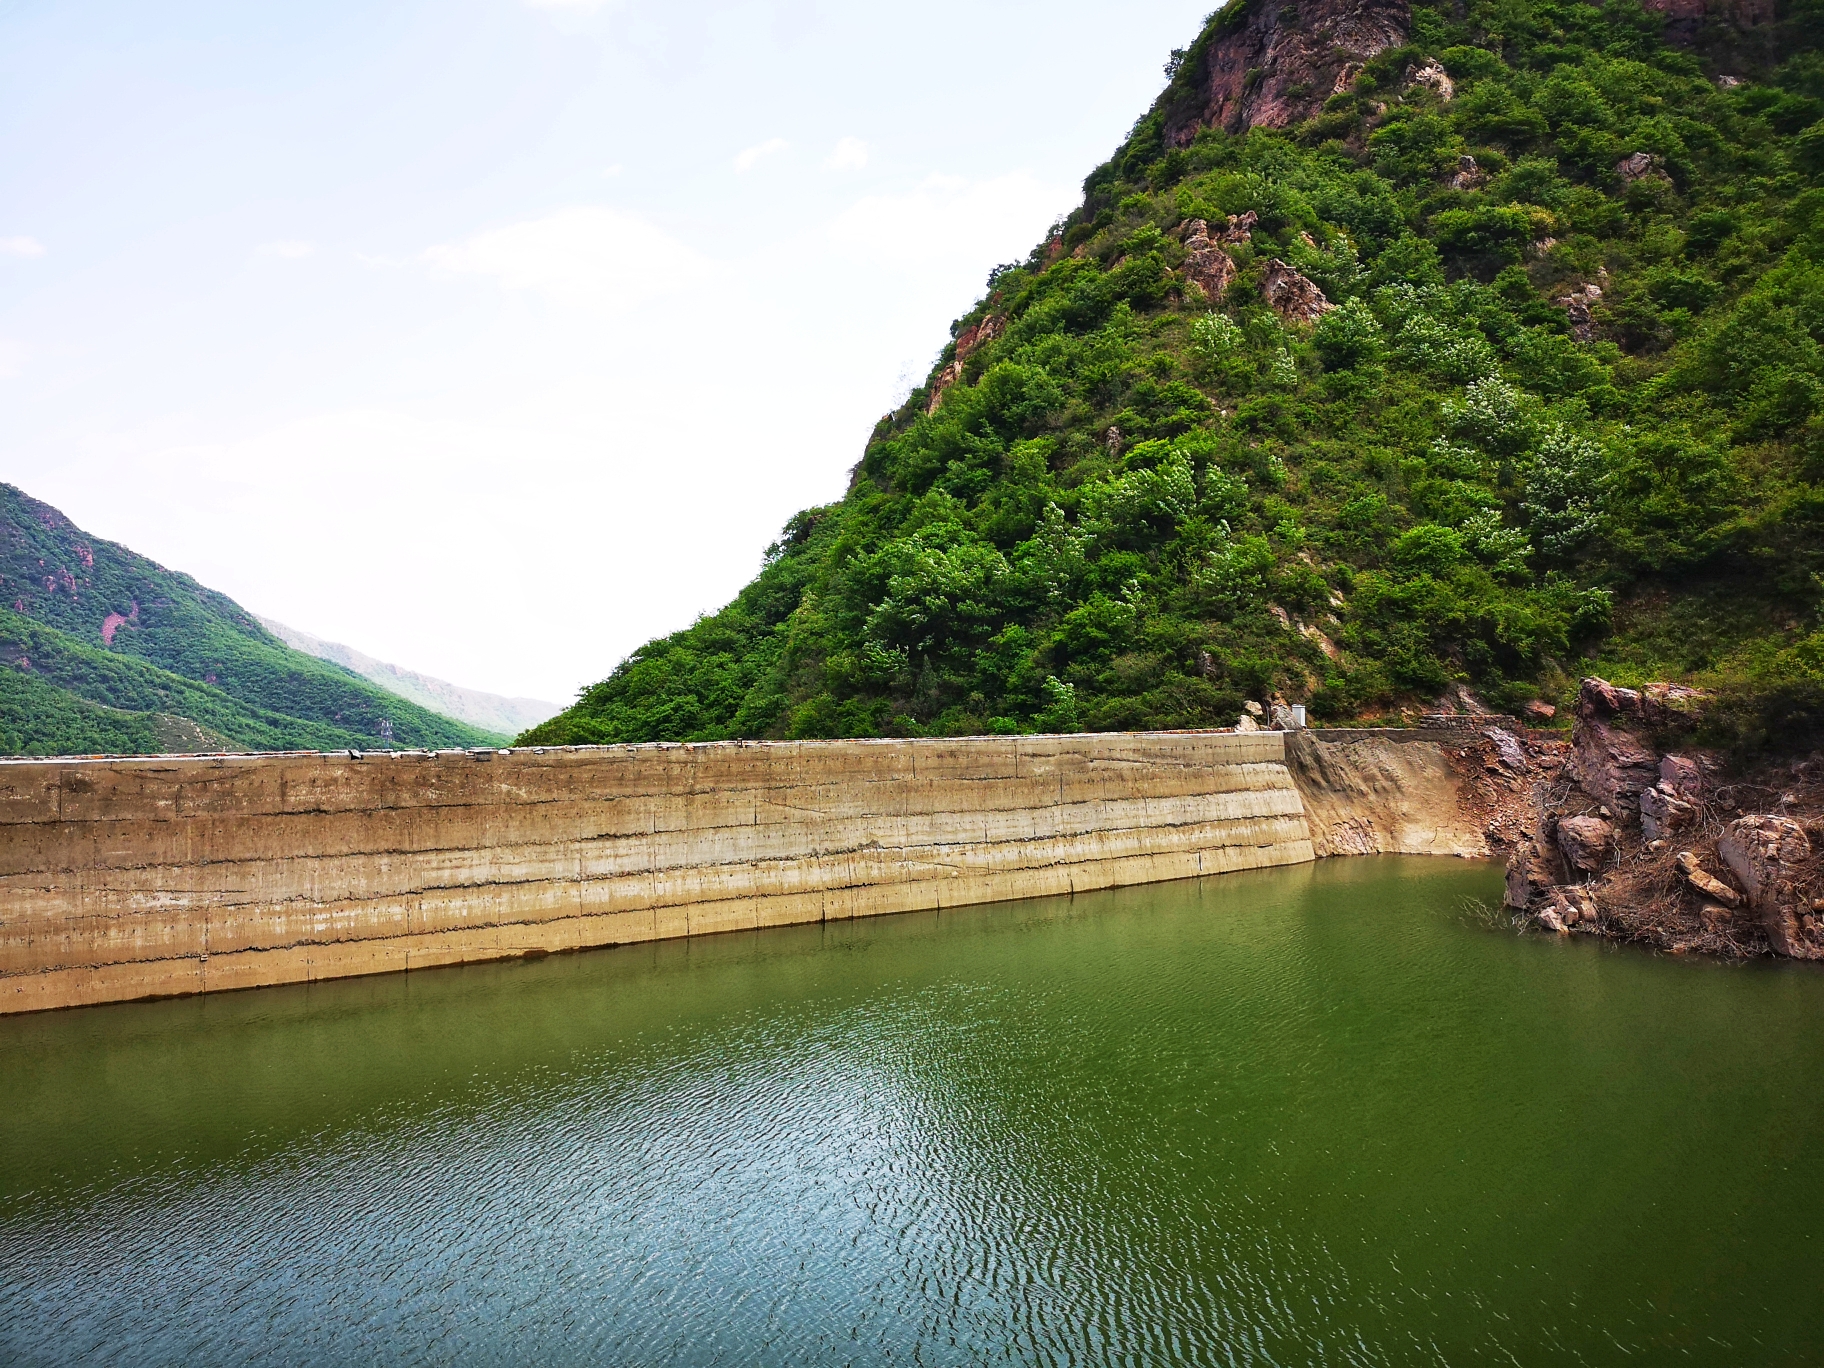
[[526, 0, 1824, 745], [0, 485, 504, 755]]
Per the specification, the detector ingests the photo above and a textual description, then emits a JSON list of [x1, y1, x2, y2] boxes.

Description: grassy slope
[[518, 0, 1824, 745], [0, 486, 504, 754]]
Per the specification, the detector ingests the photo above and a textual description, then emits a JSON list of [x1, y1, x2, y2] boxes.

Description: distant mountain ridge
[[258, 617, 560, 736], [0, 483, 505, 755]]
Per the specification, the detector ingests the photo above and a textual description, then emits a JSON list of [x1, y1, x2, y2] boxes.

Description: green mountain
[[0, 485, 504, 755], [527, 0, 1824, 748]]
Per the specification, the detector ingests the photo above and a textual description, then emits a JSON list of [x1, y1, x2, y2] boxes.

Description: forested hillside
[[529, 0, 1824, 748], [0, 485, 503, 755]]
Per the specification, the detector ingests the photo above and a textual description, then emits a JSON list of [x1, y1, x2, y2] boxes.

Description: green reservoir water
[[3, 856, 1823, 1366]]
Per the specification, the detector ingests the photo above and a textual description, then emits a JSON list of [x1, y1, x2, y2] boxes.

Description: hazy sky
[[0, 0, 1208, 703]]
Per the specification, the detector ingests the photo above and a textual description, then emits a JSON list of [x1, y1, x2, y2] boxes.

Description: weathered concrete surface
[[0, 731, 1322, 1014], [1285, 731, 1486, 858]]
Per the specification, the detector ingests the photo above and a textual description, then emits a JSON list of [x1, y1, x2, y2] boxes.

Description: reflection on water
[[3, 857, 1823, 1366]]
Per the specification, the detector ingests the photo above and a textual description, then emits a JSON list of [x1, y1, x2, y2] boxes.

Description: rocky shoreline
[[1492, 679, 1824, 960]]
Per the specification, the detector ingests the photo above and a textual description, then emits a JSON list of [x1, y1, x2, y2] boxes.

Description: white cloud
[[602, 163, 625, 178], [256, 240, 316, 259], [522, 0, 610, 9], [825, 137, 869, 171], [829, 171, 1066, 271], [0, 340, 23, 379], [421, 205, 718, 308], [734, 137, 789, 173], [0, 236, 46, 258]]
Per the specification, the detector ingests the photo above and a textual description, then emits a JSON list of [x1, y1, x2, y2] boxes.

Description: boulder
[[1505, 834, 1564, 908], [1677, 851, 1742, 907], [1555, 284, 1603, 342], [1218, 211, 1258, 244], [1179, 220, 1238, 299], [1659, 753, 1703, 797], [1449, 154, 1485, 190], [1261, 259, 1334, 327], [1699, 902, 1735, 932], [1504, 849, 1533, 908], [1640, 784, 1698, 840], [1555, 885, 1599, 926], [1556, 815, 1614, 875], [1572, 677, 1661, 809], [1616, 151, 1662, 182], [1523, 700, 1557, 723], [1537, 906, 1569, 934], [1484, 727, 1528, 772], [1718, 815, 1818, 957], [1406, 59, 1456, 101], [1235, 713, 1261, 733]]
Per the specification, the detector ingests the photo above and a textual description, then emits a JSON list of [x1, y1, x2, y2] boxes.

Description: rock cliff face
[[1504, 677, 1824, 959], [1163, 0, 1410, 144], [1639, 0, 1776, 44]]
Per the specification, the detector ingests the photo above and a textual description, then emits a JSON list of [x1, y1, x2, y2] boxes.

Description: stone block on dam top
[[0, 730, 1339, 1014]]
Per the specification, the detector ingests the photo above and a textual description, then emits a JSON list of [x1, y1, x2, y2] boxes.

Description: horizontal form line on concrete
[[0, 730, 1485, 1013]]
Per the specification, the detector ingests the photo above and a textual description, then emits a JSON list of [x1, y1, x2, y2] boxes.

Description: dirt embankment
[[1286, 730, 1505, 858]]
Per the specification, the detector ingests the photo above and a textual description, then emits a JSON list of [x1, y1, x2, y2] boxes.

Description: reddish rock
[[1659, 754, 1703, 798], [1718, 815, 1819, 958], [1523, 700, 1557, 722], [925, 313, 1005, 415], [1261, 259, 1334, 326], [1556, 815, 1614, 875], [1640, 784, 1697, 840], [1178, 220, 1238, 299], [1572, 679, 1661, 810], [1162, 0, 1410, 143], [1677, 851, 1741, 907], [1561, 886, 1599, 923], [1218, 211, 1258, 245]]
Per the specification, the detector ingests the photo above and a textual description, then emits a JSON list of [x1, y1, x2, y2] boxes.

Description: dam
[[0, 728, 1486, 1015]]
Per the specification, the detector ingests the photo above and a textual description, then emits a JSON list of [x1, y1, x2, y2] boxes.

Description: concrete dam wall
[[0, 729, 1484, 1015]]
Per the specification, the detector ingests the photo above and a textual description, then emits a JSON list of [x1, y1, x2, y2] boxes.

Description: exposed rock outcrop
[[1502, 676, 1824, 959], [1162, 0, 1410, 144], [1570, 675, 1662, 808], [1616, 151, 1666, 184], [1262, 259, 1334, 326], [1640, 755, 1702, 839], [1638, 0, 1775, 43], [1555, 284, 1603, 342], [1557, 815, 1614, 875], [1218, 211, 1258, 244], [1406, 59, 1455, 102], [1178, 219, 1238, 299], [926, 313, 1004, 415], [1718, 815, 1819, 957]]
